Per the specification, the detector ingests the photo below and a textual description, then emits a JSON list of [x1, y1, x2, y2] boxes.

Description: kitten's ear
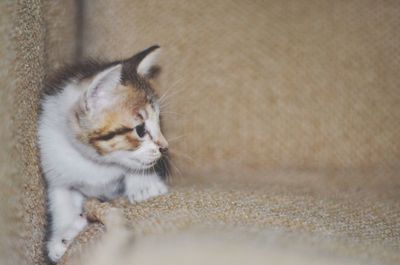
[[123, 45, 161, 79], [136, 45, 161, 77], [82, 64, 122, 113]]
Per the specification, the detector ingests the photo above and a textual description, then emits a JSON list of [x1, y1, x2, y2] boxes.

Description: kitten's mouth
[[141, 161, 157, 167], [129, 158, 157, 168]]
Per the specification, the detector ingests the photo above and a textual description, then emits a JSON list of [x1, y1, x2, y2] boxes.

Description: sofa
[[0, 1, 399, 264]]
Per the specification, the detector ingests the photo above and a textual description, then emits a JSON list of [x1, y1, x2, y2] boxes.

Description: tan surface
[[1, 0, 399, 264], [0, 1, 23, 265], [62, 2, 400, 262], [82, 0, 400, 175], [68, 211, 366, 265], [59, 169, 400, 265], [8, 1, 77, 264]]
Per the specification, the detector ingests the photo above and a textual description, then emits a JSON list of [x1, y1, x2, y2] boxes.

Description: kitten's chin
[[116, 157, 158, 171], [100, 151, 159, 170]]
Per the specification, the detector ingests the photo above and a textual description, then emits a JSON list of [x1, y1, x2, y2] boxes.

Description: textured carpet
[[60, 169, 400, 265], [0, 1, 22, 265], [65, 211, 373, 265], [8, 1, 77, 264]]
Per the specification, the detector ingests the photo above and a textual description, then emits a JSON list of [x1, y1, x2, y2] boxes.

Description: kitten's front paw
[[126, 175, 168, 203], [47, 216, 88, 262], [47, 238, 68, 262]]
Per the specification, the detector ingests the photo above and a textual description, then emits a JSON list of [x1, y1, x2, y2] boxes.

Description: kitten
[[38, 45, 170, 262]]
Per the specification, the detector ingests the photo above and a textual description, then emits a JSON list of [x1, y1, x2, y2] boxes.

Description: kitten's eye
[[135, 124, 146, 138]]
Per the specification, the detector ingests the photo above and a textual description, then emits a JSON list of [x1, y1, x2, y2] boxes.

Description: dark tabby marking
[[91, 127, 133, 142], [43, 60, 120, 97], [43, 45, 160, 98]]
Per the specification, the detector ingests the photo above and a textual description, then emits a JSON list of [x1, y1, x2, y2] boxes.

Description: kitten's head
[[72, 45, 168, 170]]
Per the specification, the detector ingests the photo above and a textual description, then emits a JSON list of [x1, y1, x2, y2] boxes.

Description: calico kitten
[[38, 45, 170, 262]]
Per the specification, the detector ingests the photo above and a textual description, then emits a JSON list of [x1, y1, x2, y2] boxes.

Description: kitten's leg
[[125, 173, 168, 203], [47, 186, 88, 262]]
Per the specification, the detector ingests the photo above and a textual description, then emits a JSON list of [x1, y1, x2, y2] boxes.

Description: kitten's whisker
[[160, 157, 171, 182], [151, 164, 156, 176], [169, 149, 195, 162], [161, 111, 183, 117], [158, 86, 174, 104], [162, 110, 181, 114], [167, 134, 187, 142], [165, 77, 184, 91], [159, 84, 187, 105], [160, 102, 172, 112], [159, 89, 182, 104], [169, 76, 184, 87], [158, 80, 184, 104], [169, 159, 183, 177]]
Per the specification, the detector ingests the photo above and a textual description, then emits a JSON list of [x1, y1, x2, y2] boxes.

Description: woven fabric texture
[[4, 1, 77, 264], [1, 0, 399, 264], [81, 0, 400, 175], [58, 169, 400, 265]]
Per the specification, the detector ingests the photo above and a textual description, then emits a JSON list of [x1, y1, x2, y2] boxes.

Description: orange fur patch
[[125, 134, 140, 149], [85, 83, 149, 155]]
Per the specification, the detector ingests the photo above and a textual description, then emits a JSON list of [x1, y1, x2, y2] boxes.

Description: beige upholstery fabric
[[81, 0, 400, 175], [58, 169, 400, 265], [65, 2, 399, 262], [64, 210, 381, 265], [2, 1, 77, 264], [1, 0, 399, 264], [0, 1, 22, 264]]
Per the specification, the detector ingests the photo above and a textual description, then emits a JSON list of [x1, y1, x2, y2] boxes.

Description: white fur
[[137, 48, 161, 76], [83, 64, 122, 113], [125, 173, 168, 203], [39, 59, 168, 262]]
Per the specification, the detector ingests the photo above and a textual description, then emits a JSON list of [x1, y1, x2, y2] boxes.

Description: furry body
[[38, 46, 170, 262]]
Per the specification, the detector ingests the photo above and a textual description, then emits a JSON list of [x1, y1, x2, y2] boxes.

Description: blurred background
[[0, 0, 399, 265], [74, 1, 400, 178]]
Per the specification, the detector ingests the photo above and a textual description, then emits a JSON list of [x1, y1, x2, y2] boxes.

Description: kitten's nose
[[157, 142, 168, 152], [155, 133, 168, 150], [159, 146, 168, 153]]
